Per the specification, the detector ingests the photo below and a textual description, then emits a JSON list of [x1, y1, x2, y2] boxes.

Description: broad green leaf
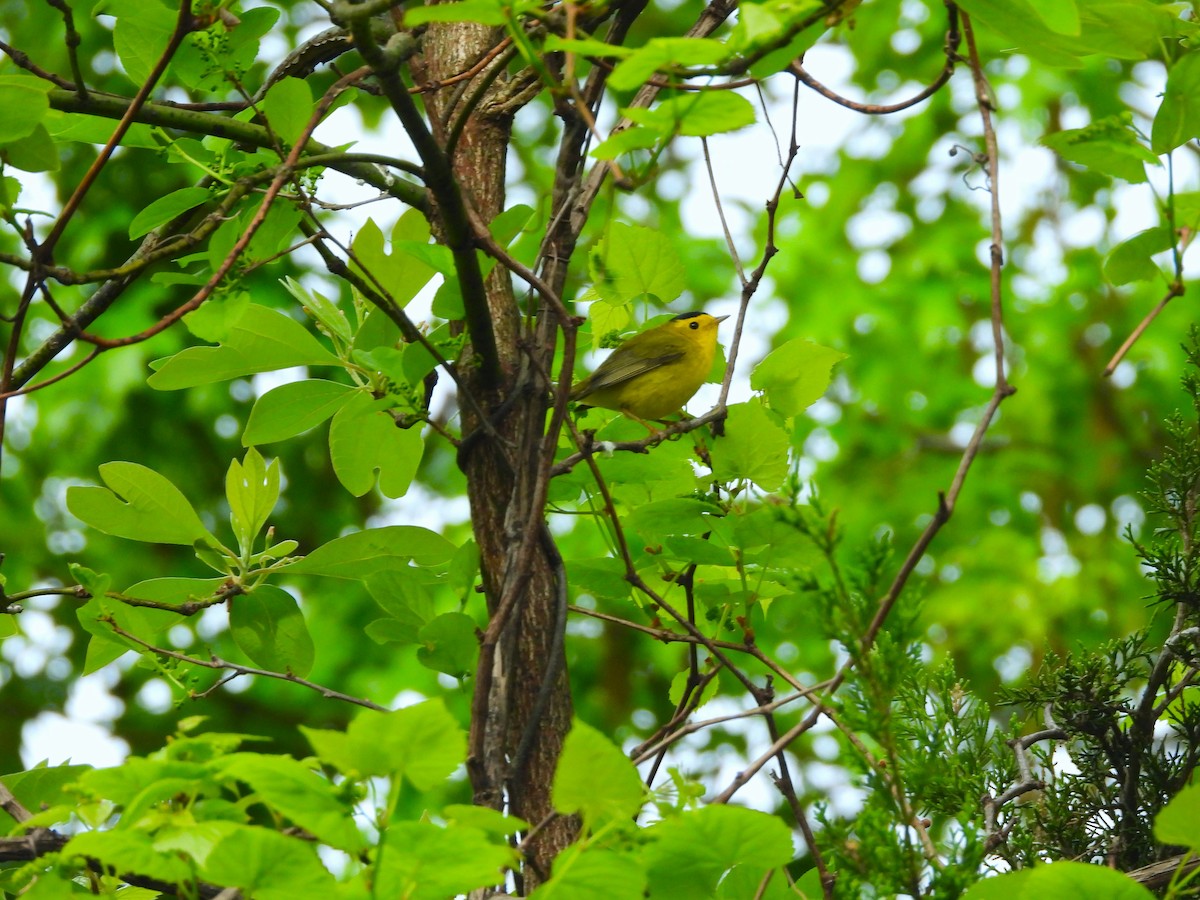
[[441, 804, 527, 838], [99, 0, 177, 85], [625, 498, 724, 539], [128, 186, 211, 238], [365, 570, 436, 636], [1, 123, 59, 173], [591, 223, 685, 306], [184, 291, 251, 342], [416, 612, 478, 678], [301, 699, 465, 786], [553, 720, 646, 826], [374, 821, 515, 900], [608, 38, 728, 92], [952, 0, 1086, 65], [202, 826, 336, 900], [0, 766, 91, 826], [750, 339, 847, 417], [590, 125, 661, 161], [543, 35, 636, 59], [1155, 783, 1200, 851], [148, 304, 341, 389], [643, 805, 794, 899], [287, 525, 457, 578], [66, 461, 213, 545], [0, 76, 51, 143], [260, 77, 313, 147], [219, 754, 364, 853], [174, 6, 279, 91], [1041, 116, 1159, 183], [530, 846, 647, 900], [64, 830, 192, 884], [624, 92, 756, 138], [243, 379, 356, 446], [1103, 227, 1175, 285], [229, 585, 314, 677], [350, 212, 440, 308], [1152, 51, 1200, 154], [402, 0, 509, 26], [962, 861, 1154, 899], [328, 392, 424, 498], [226, 448, 279, 555], [567, 557, 633, 602], [1033, 0, 1080, 34], [709, 401, 790, 490]]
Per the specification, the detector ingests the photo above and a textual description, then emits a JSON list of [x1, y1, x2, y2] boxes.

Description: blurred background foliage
[[1, 0, 1197, 878]]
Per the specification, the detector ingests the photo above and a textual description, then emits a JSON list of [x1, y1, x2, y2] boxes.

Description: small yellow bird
[[570, 311, 729, 424]]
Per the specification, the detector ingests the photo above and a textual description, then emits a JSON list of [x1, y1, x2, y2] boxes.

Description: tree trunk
[[415, 20, 577, 889]]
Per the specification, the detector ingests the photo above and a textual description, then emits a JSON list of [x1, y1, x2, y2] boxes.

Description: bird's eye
[[689, 321, 699, 330]]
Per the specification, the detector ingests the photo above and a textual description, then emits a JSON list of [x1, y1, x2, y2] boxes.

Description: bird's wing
[[572, 349, 685, 398]]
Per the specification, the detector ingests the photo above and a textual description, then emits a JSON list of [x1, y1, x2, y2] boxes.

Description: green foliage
[[5, 0, 1200, 896]]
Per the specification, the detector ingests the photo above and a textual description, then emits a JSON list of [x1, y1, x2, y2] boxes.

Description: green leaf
[[64, 830, 193, 884], [202, 826, 336, 900], [402, 0, 509, 26], [590, 125, 661, 161], [183, 291, 251, 342], [624, 92, 756, 137], [366, 569, 436, 636], [709, 402, 790, 490], [530, 846, 647, 900], [128, 186, 211, 239], [350, 213, 440, 308], [416, 612, 478, 678], [625, 498, 724, 539], [962, 860, 1154, 899], [591, 223, 685, 305], [952, 0, 1085, 66], [1152, 52, 1200, 154], [608, 38, 728, 92], [1033, 0, 1080, 34], [1155, 783, 1200, 851], [750, 339, 847, 417], [148, 304, 341, 389], [0, 76, 51, 143], [100, 0, 177, 85], [259, 77, 314, 146], [218, 754, 364, 854], [243, 379, 356, 446], [374, 821, 515, 900], [286, 526, 458, 578], [1041, 115, 1159, 183], [643, 805, 794, 899], [226, 448, 279, 555], [229, 585, 315, 677], [1, 122, 59, 173], [542, 35, 636, 59], [1103, 227, 1175, 285], [553, 720, 646, 826], [66, 461, 214, 545], [301, 699, 465, 786], [328, 392, 424, 498], [0, 766, 92, 826]]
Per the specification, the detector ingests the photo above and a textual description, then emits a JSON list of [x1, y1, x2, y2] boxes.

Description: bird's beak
[[715, 315, 730, 323]]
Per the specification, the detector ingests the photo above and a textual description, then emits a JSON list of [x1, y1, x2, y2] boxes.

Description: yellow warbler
[[569, 312, 728, 423]]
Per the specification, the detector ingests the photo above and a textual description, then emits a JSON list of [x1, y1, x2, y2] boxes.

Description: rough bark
[[414, 20, 577, 888]]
